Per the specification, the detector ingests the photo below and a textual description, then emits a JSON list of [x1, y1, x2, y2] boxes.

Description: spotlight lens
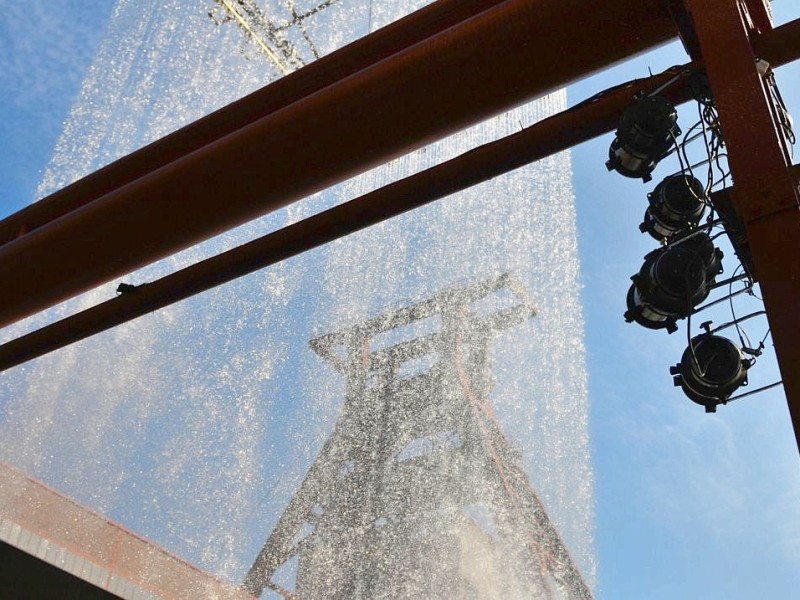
[[652, 244, 706, 297], [625, 233, 723, 332], [661, 175, 706, 215]]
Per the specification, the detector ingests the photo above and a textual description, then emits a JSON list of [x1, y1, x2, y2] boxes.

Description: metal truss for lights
[[0, 1, 796, 445]]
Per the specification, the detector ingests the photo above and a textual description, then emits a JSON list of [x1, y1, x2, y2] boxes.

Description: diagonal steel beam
[[0, 66, 693, 373], [0, 0, 677, 329], [0, 0, 512, 248]]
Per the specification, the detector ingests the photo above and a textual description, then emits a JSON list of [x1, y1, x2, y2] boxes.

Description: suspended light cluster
[[605, 70, 778, 411]]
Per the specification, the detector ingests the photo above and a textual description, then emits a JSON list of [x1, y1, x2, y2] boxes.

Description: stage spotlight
[[607, 95, 680, 182], [640, 174, 706, 241], [625, 233, 723, 332], [670, 334, 750, 412]]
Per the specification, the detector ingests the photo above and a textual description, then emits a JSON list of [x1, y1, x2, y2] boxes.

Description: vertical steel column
[[682, 0, 800, 450]]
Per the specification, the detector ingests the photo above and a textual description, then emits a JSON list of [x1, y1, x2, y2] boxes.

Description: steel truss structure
[[243, 274, 591, 599], [0, 0, 676, 329], [679, 0, 800, 449], [0, 2, 797, 444], [210, 0, 340, 73]]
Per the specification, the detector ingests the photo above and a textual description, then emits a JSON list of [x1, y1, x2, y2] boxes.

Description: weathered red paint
[[755, 17, 800, 67], [0, 67, 693, 373], [0, 0, 512, 248], [682, 0, 800, 451], [0, 0, 677, 329]]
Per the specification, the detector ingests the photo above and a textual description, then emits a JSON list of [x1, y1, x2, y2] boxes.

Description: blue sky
[[1, 2, 800, 599]]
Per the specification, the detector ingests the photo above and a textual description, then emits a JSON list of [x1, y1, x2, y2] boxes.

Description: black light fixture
[[670, 334, 751, 412], [606, 95, 681, 182], [625, 232, 723, 332], [640, 174, 707, 241]]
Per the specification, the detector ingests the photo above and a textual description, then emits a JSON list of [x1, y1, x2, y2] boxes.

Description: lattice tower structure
[[243, 275, 591, 599], [210, 0, 340, 74]]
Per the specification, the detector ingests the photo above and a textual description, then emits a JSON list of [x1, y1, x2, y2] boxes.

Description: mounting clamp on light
[[624, 232, 723, 333], [640, 174, 707, 241], [670, 333, 751, 413], [606, 95, 680, 182]]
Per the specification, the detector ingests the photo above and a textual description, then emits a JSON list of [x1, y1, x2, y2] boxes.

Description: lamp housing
[[670, 334, 750, 412], [625, 232, 723, 332], [640, 174, 707, 241], [606, 95, 680, 182]]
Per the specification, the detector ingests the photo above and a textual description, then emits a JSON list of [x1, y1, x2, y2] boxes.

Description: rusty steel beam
[[742, 0, 773, 34], [0, 0, 512, 247], [0, 0, 677, 329], [0, 67, 691, 373], [755, 17, 800, 67], [682, 0, 800, 451]]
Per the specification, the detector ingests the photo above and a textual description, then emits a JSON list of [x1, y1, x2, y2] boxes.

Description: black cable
[[570, 65, 689, 111], [728, 264, 748, 350]]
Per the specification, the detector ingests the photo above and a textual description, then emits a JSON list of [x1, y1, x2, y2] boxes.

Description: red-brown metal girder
[[0, 0, 511, 247], [741, 0, 773, 35], [681, 0, 800, 450], [0, 0, 677, 329], [755, 17, 800, 67], [0, 67, 692, 372]]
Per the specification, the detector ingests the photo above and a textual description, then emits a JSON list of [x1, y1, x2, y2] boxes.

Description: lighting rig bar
[[0, 0, 516, 249], [0, 0, 676, 329]]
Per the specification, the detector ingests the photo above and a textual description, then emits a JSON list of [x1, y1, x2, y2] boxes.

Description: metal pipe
[[0, 0, 511, 246], [26, 3, 800, 257], [0, 67, 688, 373], [728, 381, 784, 403], [0, 0, 677, 329]]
